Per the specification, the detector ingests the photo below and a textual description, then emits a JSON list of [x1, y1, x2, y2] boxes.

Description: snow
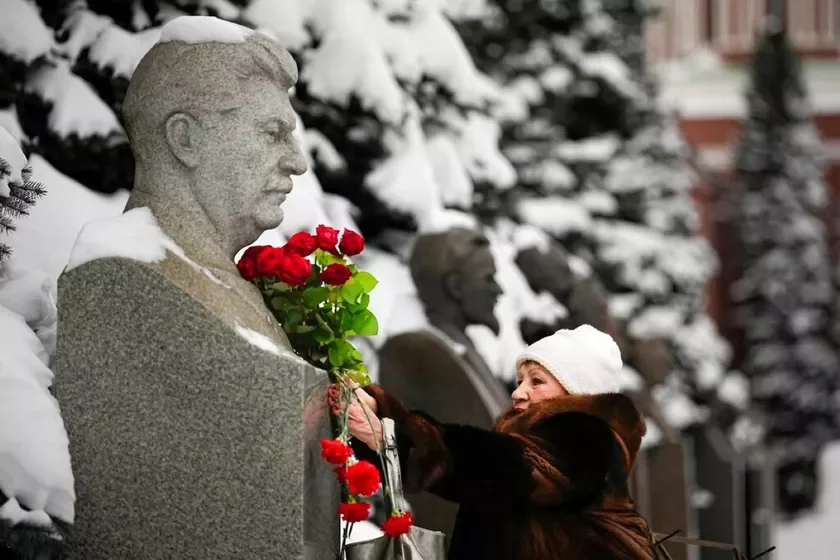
[[158, 15, 255, 45], [87, 25, 161, 79], [243, 0, 311, 51], [717, 373, 750, 410], [640, 419, 663, 450], [540, 66, 573, 93], [425, 134, 473, 208], [0, 304, 75, 523], [775, 442, 840, 559], [0, 109, 24, 145], [0, 0, 53, 64], [403, 8, 496, 107], [67, 207, 228, 287], [4, 155, 128, 287], [652, 384, 706, 429], [580, 52, 640, 99], [518, 196, 592, 236], [456, 113, 517, 190], [65, 207, 169, 271], [535, 160, 576, 192], [0, 125, 27, 198], [0, 259, 57, 356], [365, 117, 443, 226], [304, 31, 406, 125], [305, 129, 346, 172], [628, 305, 683, 339], [555, 135, 621, 163], [234, 324, 291, 358], [26, 63, 123, 140], [0, 497, 54, 529], [354, 247, 427, 349], [506, 222, 551, 254], [301, 0, 407, 125], [617, 366, 645, 392]]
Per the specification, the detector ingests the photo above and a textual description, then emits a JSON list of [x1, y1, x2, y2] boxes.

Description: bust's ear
[[442, 270, 464, 301], [164, 112, 201, 168]]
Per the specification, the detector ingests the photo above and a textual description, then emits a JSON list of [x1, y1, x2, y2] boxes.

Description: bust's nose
[[282, 139, 308, 176]]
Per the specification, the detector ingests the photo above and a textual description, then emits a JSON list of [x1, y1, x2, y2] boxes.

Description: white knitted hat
[[515, 325, 622, 395]]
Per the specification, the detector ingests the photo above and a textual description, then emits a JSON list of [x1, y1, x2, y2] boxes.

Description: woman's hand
[[329, 383, 383, 451]]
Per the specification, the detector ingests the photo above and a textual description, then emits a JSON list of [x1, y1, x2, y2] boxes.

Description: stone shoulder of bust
[[64, 206, 290, 348]]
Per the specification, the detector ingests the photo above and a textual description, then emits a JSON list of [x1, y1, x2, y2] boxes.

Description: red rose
[[254, 246, 287, 277], [277, 252, 312, 286], [339, 229, 365, 256], [237, 245, 271, 280], [333, 465, 348, 484], [320, 263, 352, 286], [316, 224, 340, 255], [285, 232, 317, 256], [338, 501, 371, 523], [381, 512, 413, 537], [320, 438, 353, 465], [345, 460, 380, 497]]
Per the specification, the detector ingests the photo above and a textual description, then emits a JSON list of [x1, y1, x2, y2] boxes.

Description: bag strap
[[380, 418, 408, 513]]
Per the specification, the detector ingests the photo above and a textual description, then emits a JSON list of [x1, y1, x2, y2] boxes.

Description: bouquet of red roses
[[237, 224, 412, 554]]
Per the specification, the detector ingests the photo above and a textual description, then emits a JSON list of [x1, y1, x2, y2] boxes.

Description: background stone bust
[[409, 226, 504, 339]]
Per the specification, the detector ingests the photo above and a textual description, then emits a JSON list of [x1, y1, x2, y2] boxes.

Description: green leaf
[[345, 369, 371, 386], [328, 345, 344, 367], [341, 310, 354, 333], [314, 327, 334, 345], [303, 286, 330, 307], [340, 278, 364, 304], [354, 271, 378, 293], [271, 282, 292, 292], [294, 324, 316, 334], [327, 339, 357, 369], [351, 310, 379, 336], [348, 293, 370, 313], [285, 308, 304, 327], [316, 250, 344, 268]]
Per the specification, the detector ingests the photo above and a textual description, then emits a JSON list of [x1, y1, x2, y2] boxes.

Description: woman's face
[[511, 361, 568, 412]]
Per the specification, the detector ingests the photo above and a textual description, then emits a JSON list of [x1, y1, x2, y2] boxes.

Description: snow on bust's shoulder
[[158, 16, 256, 45], [65, 207, 228, 286], [66, 207, 168, 272], [234, 323, 301, 361]]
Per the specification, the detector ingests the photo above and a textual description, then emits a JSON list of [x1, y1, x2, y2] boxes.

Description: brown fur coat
[[364, 385, 656, 560]]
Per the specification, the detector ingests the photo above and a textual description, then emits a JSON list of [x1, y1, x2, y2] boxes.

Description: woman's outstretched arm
[[357, 385, 616, 509]]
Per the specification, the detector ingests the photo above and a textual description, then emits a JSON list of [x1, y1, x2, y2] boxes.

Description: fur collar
[[494, 393, 646, 471]]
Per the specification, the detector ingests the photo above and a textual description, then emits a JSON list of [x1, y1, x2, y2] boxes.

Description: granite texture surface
[[55, 257, 338, 559]]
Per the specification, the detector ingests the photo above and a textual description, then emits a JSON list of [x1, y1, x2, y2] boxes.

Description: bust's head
[[410, 227, 503, 334], [123, 18, 307, 253]]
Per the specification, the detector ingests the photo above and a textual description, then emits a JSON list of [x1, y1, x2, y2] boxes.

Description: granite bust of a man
[[115, 18, 308, 345], [55, 17, 337, 559]]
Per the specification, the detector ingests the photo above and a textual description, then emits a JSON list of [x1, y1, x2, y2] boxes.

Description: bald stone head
[[410, 227, 503, 334], [123, 18, 308, 255]]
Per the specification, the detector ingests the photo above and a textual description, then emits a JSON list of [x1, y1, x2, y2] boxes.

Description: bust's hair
[[123, 32, 297, 164], [410, 227, 490, 306]]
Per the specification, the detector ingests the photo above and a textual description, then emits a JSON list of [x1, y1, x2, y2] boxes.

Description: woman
[[332, 324, 656, 560]]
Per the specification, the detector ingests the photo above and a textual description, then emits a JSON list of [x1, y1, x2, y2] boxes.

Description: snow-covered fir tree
[[732, 21, 839, 517], [459, 0, 747, 433], [0, 123, 69, 560], [0, 124, 45, 265]]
